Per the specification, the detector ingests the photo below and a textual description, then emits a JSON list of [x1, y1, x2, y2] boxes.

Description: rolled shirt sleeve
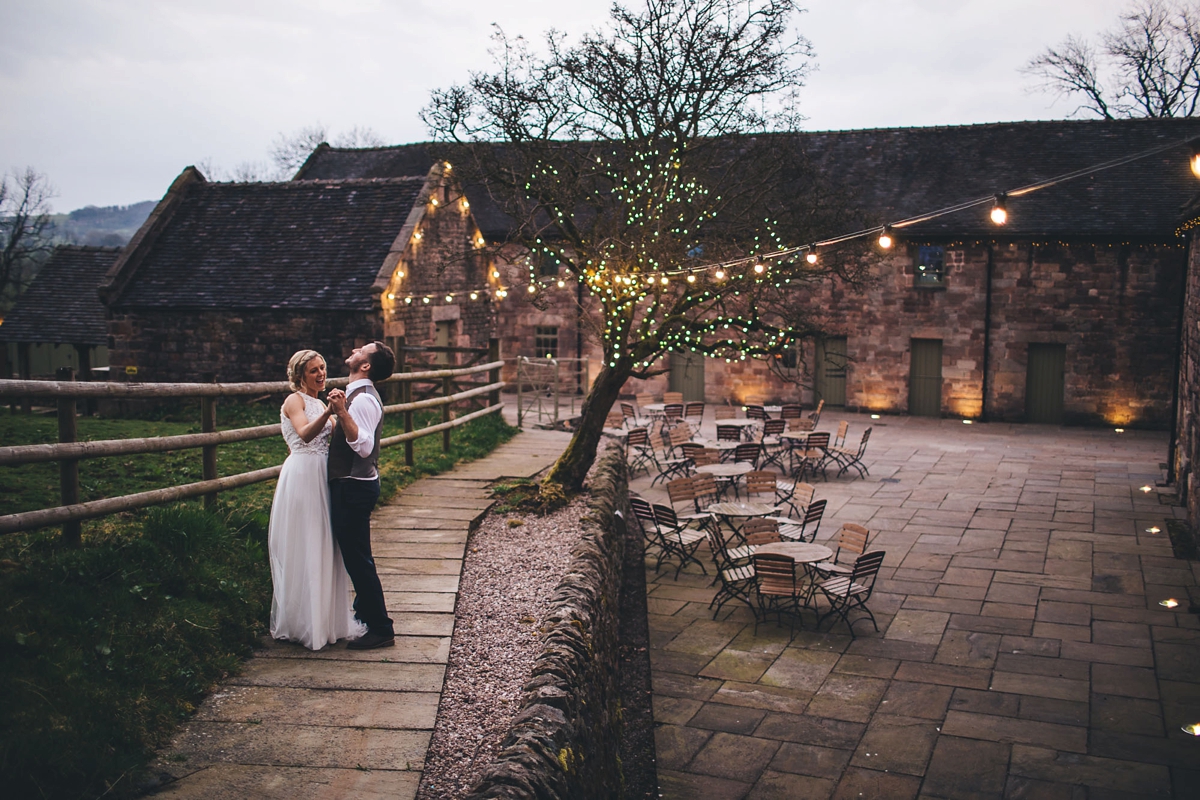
[[346, 391, 383, 459]]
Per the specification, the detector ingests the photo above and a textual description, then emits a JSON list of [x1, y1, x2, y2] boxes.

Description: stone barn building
[[0, 244, 119, 380], [299, 118, 1200, 429], [98, 164, 497, 383]]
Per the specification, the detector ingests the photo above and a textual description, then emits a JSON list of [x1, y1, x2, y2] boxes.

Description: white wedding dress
[[268, 393, 367, 649]]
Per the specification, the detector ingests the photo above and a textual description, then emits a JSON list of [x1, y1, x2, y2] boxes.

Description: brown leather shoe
[[347, 631, 395, 650]]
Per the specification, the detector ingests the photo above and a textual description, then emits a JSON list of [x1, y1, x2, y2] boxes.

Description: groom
[[327, 340, 396, 650]]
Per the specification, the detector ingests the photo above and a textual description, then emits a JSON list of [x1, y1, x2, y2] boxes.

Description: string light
[[990, 194, 1008, 226], [806, 251, 817, 265], [878, 226, 893, 249]]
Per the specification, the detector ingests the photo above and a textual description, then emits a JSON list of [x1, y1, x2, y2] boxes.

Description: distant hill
[[48, 200, 156, 246]]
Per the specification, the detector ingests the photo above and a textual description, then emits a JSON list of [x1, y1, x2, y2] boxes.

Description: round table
[[643, 402, 665, 413], [755, 542, 832, 563], [705, 500, 779, 517], [692, 438, 740, 452], [780, 430, 813, 442]]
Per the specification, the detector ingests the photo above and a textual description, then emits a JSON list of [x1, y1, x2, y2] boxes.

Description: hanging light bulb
[[990, 193, 1008, 225], [527, 284, 537, 293], [878, 226, 893, 249], [422, 296, 430, 304], [715, 268, 726, 280], [660, 275, 669, 285], [686, 271, 696, 283], [753, 262, 765, 274], [806, 250, 818, 265], [557, 279, 566, 288], [445, 294, 453, 303], [404, 296, 412, 304], [469, 291, 478, 300]]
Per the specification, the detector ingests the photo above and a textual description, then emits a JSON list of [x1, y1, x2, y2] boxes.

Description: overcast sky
[[1, 0, 1128, 212]]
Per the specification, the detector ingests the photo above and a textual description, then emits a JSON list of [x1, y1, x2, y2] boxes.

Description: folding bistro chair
[[808, 398, 825, 428], [831, 420, 850, 448], [752, 552, 805, 637], [652, 503, 708, 579], [774, 479, 815, 520], [777, 498, 826, 543], [733, 443, 762, 470], [758, 418, 788, 471], [663, 391, 684, 405], [793, 431, 830, 480], [714, 406, 739, 421], [813, 523, 872, 578], [828, 427, 872, 478], [690, 472, 721, 512], [625, 427, 654, 477], [630, 495, 669, 560], [816, 551, 886, 637], [662, 403, 685, 427], [706, 526, 757, 619], [684, 401, 706, 425], [779, 403, 803, 424], [665, 477, 714, 527]]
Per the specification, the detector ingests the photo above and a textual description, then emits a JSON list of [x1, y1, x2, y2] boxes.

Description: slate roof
[[295, 143, 515, 239], [0, 245, 119, 344], [108, 174, 425, 310], [297, 118, 1200, 240]]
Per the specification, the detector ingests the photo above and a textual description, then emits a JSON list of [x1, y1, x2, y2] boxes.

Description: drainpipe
[[981, 243, 995, 422], [1168, 235, 1191, 485]]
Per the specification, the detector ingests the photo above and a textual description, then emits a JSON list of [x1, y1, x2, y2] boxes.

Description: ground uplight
[[1161, 599, 1180, 608]]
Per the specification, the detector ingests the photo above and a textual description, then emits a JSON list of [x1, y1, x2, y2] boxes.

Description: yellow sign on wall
[[125, 366, 138, 376]]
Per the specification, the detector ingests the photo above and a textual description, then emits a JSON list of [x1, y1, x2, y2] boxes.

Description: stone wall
[[105, 309, 381, 383], [1174, 232, 1200, 528], [466, 450, 630, 799], [383, 183, 497, 359], [503, 240, 1184, 426]]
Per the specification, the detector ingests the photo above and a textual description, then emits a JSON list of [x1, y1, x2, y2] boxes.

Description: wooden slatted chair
[[774, 480, 815, 519], [828, 427, 872, 478], [665, 477, 714, 527], [706, 526, 757, 619], [651, 429, 693, 486], [733, 442, 762, 470], [832, 420, 850, 448], [714, 406, 739, 421], [716, 424, 743, 443], [793, 431, 830, 480], [635, 392, 657, 409], [652, 503, 708, 579], [778, 498, 826, 543], [663, 402, 685, 426], [630, 495, 668, 559], [663, 391, 684, 405], [758, 418, 788, 471], [813, 523, 872, 578], [816, 551, 887, 637], [780, 403, 803, 422], [722, 517, 782, 564], [745, 403, 769, 421], [690, 472, 721, 513], [625, 427, 653, 477], [752, 552, 804, 637], [620, 401, 645, 429], [808, 398, 825, 427], [684, 401, 705, 425]]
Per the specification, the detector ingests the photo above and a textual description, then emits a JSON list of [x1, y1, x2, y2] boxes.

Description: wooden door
[[909, 338, 943, 417], [1026, 343, 1066, 424], [669, 351, 706, 402], [815, 336, 848, 406]]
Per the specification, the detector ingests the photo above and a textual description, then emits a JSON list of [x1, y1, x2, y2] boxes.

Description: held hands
[[326, 388, 347, 416]]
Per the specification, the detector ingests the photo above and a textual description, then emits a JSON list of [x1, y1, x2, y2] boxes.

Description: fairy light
[[806, 251, 817, 264], [878, 226, 893, 249], [469, 291, 478, 300]]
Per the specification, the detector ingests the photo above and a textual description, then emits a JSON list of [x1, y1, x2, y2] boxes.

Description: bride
[[268, 349, 366, 649]]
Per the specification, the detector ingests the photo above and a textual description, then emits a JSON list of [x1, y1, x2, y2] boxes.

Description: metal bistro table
[[755, 541, 833, 611], [696, 462, 754, 500]]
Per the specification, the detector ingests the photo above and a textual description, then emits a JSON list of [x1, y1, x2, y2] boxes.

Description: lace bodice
[[281, 393, 332, 456]]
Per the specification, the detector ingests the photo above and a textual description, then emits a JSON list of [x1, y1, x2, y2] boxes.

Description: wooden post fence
[[57, 367, 81, 546], [202, 373, 218, 510], [0, 358, 505, 538]]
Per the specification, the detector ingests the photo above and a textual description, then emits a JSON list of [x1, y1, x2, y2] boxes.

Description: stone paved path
[[634, 412, 1200, 799], [150, 426, 571, 799]]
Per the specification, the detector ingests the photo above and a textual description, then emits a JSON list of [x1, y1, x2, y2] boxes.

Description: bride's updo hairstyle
[[287, 349, 324, 392]]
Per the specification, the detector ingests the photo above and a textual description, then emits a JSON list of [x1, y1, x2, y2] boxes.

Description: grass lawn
[[0, 399, 516, 799]]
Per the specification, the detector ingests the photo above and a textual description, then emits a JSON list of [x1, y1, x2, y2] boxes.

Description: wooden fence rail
[[0, 357, 506, 540]]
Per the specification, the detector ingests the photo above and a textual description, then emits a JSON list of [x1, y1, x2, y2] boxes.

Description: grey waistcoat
[[328, 383, 383, 480]]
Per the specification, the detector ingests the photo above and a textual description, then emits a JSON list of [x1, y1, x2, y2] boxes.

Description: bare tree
[[424, 0, 863, 491], [270, 124, 387, 177], [1025, 0, 1200, 118], [0, 167, 56, 310]]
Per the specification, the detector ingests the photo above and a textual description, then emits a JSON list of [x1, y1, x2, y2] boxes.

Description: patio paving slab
[[638, 411, 1199, 798]]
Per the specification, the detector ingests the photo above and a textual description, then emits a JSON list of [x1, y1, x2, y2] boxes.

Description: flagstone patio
[[632, 412, 1200, 799]]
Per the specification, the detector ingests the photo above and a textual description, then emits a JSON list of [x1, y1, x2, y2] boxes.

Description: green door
[[669, 351, 706, 402], [815, 336, 848, 406], [1026, 343, 1066, 424], [909, 338, 943, 417]]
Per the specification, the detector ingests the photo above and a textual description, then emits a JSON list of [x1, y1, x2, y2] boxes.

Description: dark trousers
[[329, 478, 393, 636]]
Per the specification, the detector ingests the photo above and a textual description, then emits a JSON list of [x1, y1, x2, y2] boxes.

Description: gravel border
[[415, 482, 591, 799]]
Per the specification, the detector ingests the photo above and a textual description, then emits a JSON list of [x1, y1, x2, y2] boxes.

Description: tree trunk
[[544, 363, 629, 491]]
